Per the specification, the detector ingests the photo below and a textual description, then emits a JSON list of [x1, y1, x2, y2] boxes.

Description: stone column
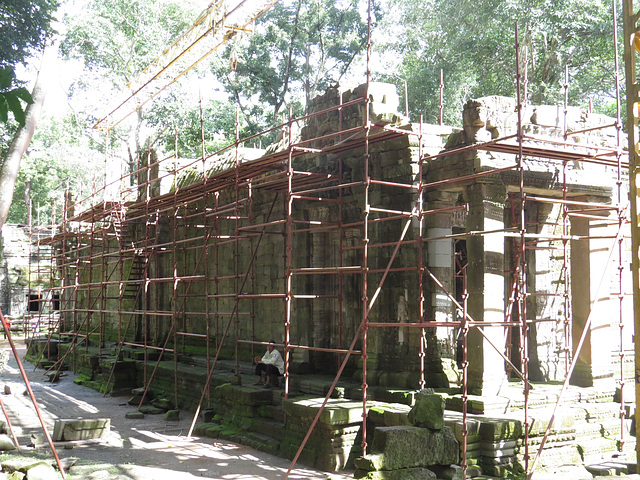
[[424, 191, 459, 386], [465, 183, 508, 396], [570, 213, 614, 387]]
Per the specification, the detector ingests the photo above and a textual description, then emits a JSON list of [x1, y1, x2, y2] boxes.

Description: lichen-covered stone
[[478, 417, 522, 441], [22, 462, 57, 480], [354, 467, 437, 479], [139, 406, 164, 415], [151, 398, 174, 410], [165, 410, 180, 421], [408, 391, 445, 430], [370, 426, 459, 470]]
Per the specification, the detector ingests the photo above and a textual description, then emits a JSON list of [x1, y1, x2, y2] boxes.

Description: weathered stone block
[[478, 416, 522, 441], [52, 418, 110, 441], [21, 462, 57, 480], [165, 410, 180, 421], [408, 392, 445, 430], [0, 434, 15, 451], [370, 426, 459, 469], [151, 398, 174, 410], [354, 467, 437, 479], [428, 464, 463, 480], [139, 406, 164, 415], [282, 397, 366, 426]]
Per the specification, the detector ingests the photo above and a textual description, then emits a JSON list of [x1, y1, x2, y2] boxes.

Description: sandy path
[[0, 342, 351, 480]]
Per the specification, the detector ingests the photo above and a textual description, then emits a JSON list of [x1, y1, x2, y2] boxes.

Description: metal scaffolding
[[22, 0, 637, 478]]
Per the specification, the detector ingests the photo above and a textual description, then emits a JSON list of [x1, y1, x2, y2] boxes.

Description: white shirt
[[261, 348, 285, 375]]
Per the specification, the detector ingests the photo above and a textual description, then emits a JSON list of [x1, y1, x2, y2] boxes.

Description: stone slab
[[370, 425, 459, 470], [52, 418, 110, 441]]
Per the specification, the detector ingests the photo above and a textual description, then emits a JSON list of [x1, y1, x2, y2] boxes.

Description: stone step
[[252, 417, 285, 441], [577, 438, 620, 464], [245, 431, 282, 455]]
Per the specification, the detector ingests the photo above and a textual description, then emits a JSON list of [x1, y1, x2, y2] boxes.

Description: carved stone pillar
[[465, 183, 508, 396]]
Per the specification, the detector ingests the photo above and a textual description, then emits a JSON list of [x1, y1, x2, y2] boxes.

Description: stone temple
[[19, 82, 635, 478]]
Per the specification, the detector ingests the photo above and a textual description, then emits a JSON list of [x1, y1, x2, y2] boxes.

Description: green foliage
[[61, 0, 197, 86], [60, 0, 201, 155], [0, 0, 56, 128], [0, 0, 58, 69], [213, 0, 372, 134], [145, 93, 239, 158], [0, 67, 33, 126], [6, 114, 105, 226], [377, 0, 619, 124]]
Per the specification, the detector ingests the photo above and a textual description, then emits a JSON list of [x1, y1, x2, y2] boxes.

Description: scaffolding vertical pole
[[515, 22, 531, 473], [562, 65, 572, 376], [86, 183, 97, 353], [171, 153, 179, 410], [284, 107, 294, 398], [234, 107, 241, 371], [461, 272, 469, 480], [612, 0, 627, 452], [360, 0, 373, 456], [622, 0, 640, 452], [338, 91, 345, 366], [418, 115, 426, 389], [561, 160, 571, 375], [100, 194, 108, 357], [439, 69, 444, 126]]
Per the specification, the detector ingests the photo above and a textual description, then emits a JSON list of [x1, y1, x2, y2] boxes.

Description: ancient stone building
[[30, 83, 634, 476]]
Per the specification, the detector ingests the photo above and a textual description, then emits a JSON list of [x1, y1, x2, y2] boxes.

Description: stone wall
[[57, 86, 632, 397]]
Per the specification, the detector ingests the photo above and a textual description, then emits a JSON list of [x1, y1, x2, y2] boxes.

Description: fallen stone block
[[52, 418, 110, 441], [0, 434, 16, 451], [369, 426, 459, 470], [428, 464, 463, 480], [164, 410, 180, 422], [125, 412, 144, 420], [165, 410, 180, 421], [131, 387, 151, 397], [354, 467, 437, 479], [478, 417, 522, 442], [354, 454, 384, 471], [139, 406, 164, 415], [408, 391, 445, 430], [151, 398, 174, 411], [585, 464, 619, 477], [22, 461, 57, 480]]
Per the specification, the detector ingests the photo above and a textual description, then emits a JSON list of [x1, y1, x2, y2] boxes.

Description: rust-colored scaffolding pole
[[622, 0, 640, 457]]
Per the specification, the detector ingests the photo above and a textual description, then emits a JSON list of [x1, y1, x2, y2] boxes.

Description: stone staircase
[[30, 341, 638, 478]]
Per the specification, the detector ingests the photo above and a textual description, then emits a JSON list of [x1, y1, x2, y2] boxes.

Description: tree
[[212, 0, 373, 135], [60, 0, 200, 154], [376, 0, 617, 124], [0, 0, 58, 69], [0, 0, 58, 230], [145, 91, 240, 158], [6, 111, 106, 226], [0, 0, 57, 125], [0, 44, 56, 230], [0, 67, 33, 126]]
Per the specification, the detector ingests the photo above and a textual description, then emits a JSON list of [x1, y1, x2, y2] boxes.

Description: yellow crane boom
[[94, 0, 279, 130]]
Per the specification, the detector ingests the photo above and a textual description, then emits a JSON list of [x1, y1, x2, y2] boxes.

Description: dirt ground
[[0, 339, 353, 480]]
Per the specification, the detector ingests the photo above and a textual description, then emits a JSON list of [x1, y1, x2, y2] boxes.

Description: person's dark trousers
[[255, 363, 279, 377]]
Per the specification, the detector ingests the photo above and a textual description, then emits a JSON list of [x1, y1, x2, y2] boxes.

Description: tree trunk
[[0, 43, 56, 232]]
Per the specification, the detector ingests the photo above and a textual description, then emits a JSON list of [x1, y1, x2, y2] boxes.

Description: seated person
[[253, 340, 284, 388]]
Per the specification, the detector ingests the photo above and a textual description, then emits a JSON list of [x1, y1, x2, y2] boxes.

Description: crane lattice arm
[[94, 0, 279, 130]]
